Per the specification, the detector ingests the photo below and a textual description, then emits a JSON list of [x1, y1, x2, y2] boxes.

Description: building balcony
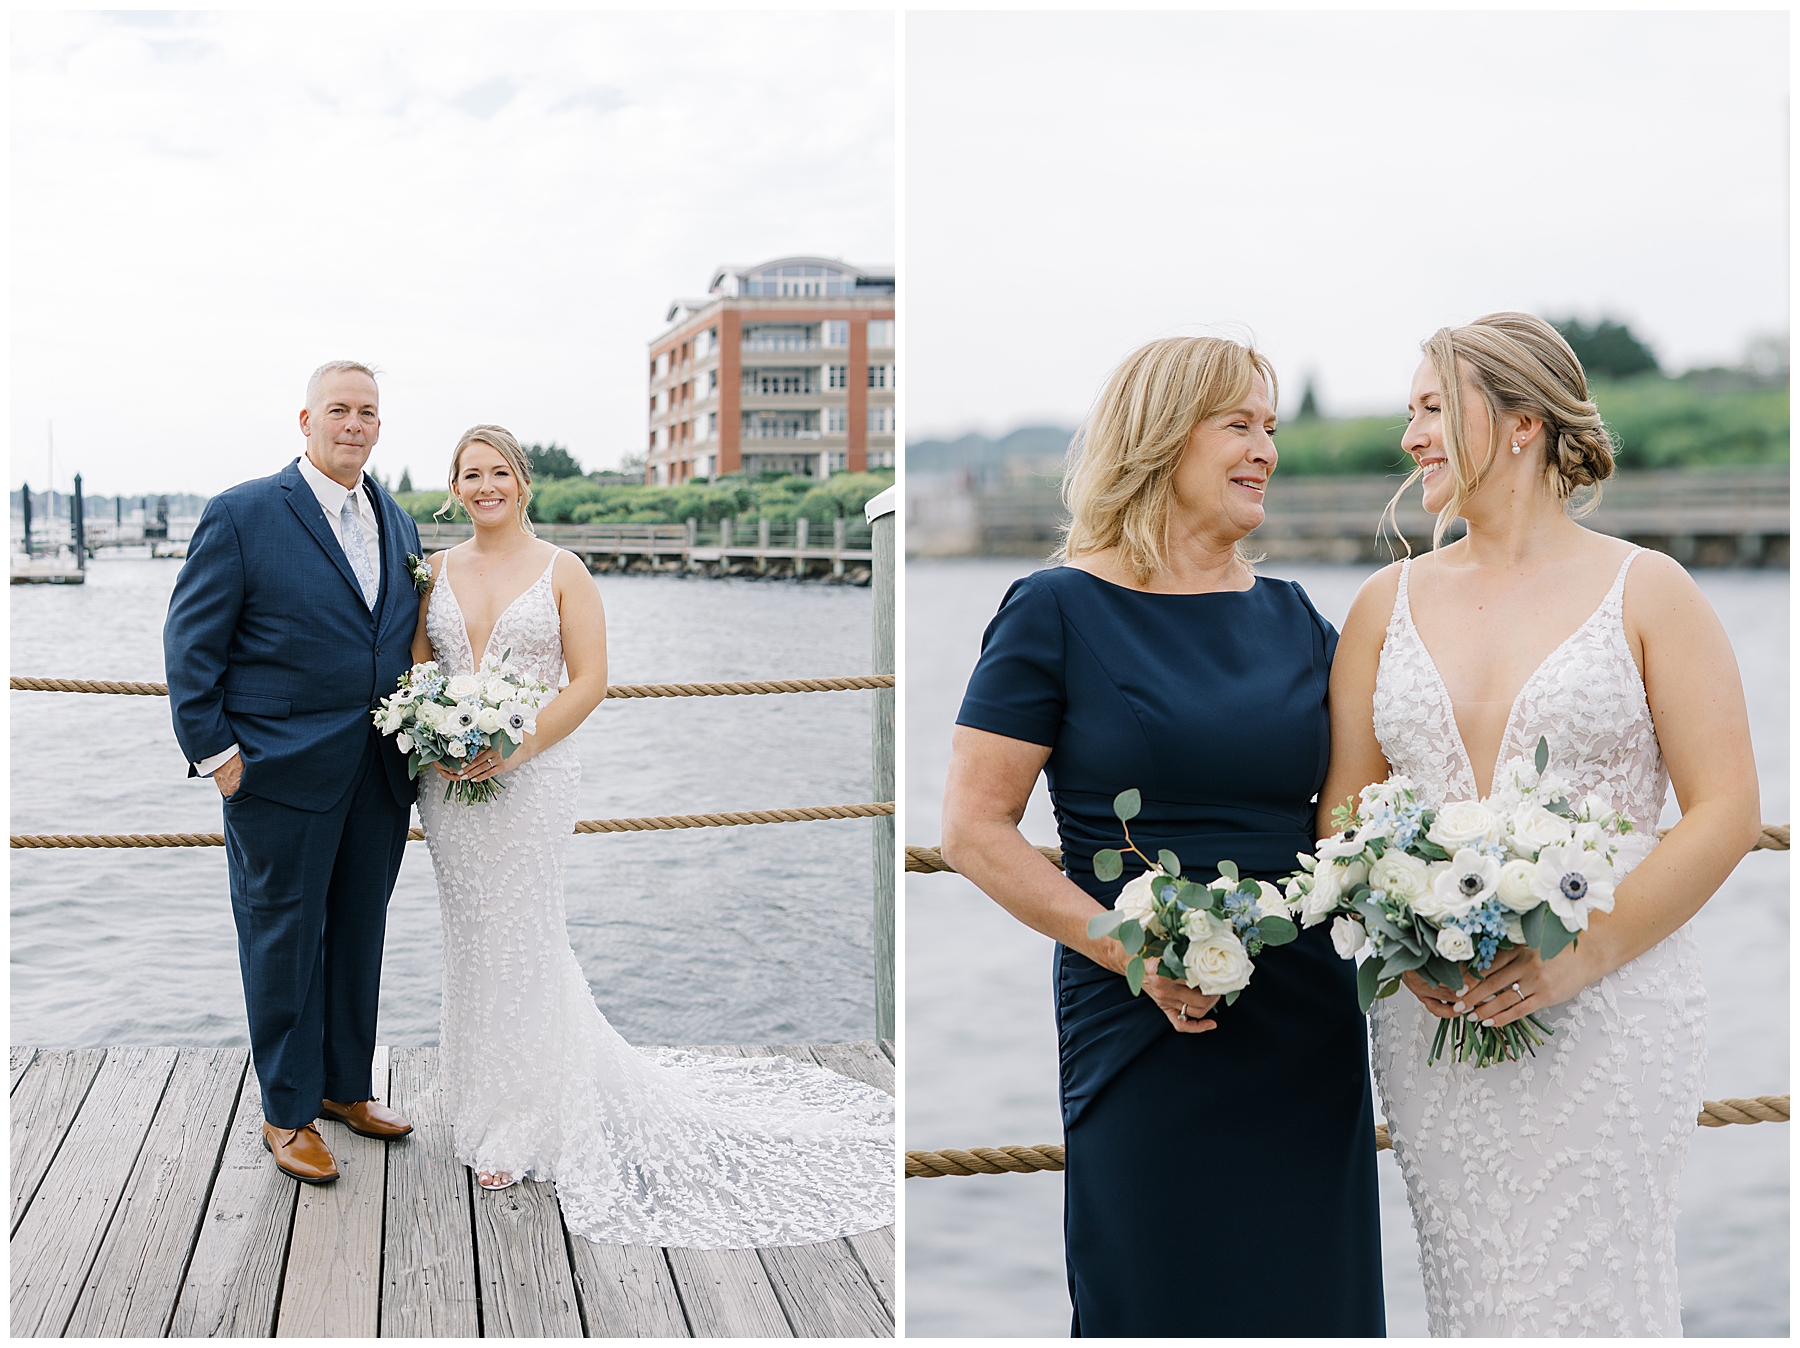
[[741, 336, 823, 353]]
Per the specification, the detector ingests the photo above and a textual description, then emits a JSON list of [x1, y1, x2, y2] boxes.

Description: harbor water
[[11, 553, 880, 1051], [906, 557, 1789, 1338]]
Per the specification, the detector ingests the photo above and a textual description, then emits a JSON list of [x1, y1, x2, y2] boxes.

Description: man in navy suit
[[165, 361, 423, 1183]]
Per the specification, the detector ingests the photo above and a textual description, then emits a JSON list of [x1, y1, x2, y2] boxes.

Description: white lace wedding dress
[[1369, 547, 1704, 1336], [416, 551, 894, 1248]]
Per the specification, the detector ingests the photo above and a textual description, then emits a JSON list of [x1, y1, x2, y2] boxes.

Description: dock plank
[[382, 1046, 479, 1338], [11, 1047, 35, 1093], [760, 1239, 892, 1337], [11, 1046, 179, 1338], [274, 1046, 390, 1338], [665, 1245, 794, 1338], [566, 1240, 690, 1338], [846, 1226, 895, 1318], [64, 1049, 247, 1338], [11, 1048, 107, 1232], [808, 1041, 895, 1095], [659, 1046, 795, 1338], [473, 1179, 584, 1337], [166, 1061, 296, 1338]]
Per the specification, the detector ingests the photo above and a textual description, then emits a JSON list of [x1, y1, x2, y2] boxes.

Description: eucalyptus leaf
[[1520, 904, 1546, 948], [1160, 950, 1185, 979], [1257, 914, 1298, 946], [1157, 850, 1182, 878], [1217, 859, 1240, 883], [1538, 912, 1579, 962], [1414, 839, 1451, 862], [499, 735, 522, 760], [1423, 954, 1466, 990], [1384, 945, 1430, 974], [1535, 736, 1550, 774], [1375, 977, 1403, 1001], [1225, 989, 1241, 1007], [1093, 849, 1124, 882], [1087, 908, 1127, 940], [1126, 956, 1145, 996], [1356, 956, 1384, 1014], [1113, 789, 1142, 823], [1118, 919, 1145, 957]]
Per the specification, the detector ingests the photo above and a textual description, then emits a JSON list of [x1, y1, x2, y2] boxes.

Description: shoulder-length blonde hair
[[435, 424, 537, 535], [1058, 336, 1278, 585], [1390, 311, 1617, 552]]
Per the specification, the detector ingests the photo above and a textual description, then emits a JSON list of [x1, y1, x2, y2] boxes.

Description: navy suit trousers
[[222, 732, 409, 1128]]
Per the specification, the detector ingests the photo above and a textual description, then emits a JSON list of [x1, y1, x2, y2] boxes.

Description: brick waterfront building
[[646, 257, 895, 485]]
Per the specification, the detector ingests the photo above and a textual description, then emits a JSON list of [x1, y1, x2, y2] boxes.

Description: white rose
[[1299, 863, 1349, 928], [1251, 879, 1290, 920], [1183, 929, 1253, 995], [446, 673, 483, 701], [1495, 858, 1539, 912], [1532, 843, 1617, 933], [1507, 804, 1572, 857], [1370, 850, 1431, 905], [395, 731, 413, 754], [1426, 800, 1502, 852], [1180, 907, 1221, 943], [1330, 915, 1367, 960], [412, 700, 439, 727], [1112, 869, 1166, 936], [484, 676, 513, 705], [446, 739, 468, 758], [1435, 924, 1475, 962], [1425, 848, 1500, 920], [476, 706, 504, 733], [1504, 912, 1526, 944]]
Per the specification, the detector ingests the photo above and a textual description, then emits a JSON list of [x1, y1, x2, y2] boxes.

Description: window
[[706, 412, 717, 440], [655, 352, 668, 378], [742, 324, 817, 352], [867, 320, 894, 347], [867, 365, 889, 389], [867, 447, 895, 469], [743, 368, 816, 396], [707, 370, 718, 394], [823, 320, 849, 348], [867, 406, 892, 434], [826, 407, 849, 434], [827, 365, 848, 389]]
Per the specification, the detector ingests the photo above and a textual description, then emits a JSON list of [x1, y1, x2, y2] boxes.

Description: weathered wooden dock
[[419, 521, 875, 580], [10, 1042, 894, 1339]]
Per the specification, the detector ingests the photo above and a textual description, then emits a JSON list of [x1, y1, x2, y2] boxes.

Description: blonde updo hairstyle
[[1395, 311, 1617, 551], [1059, 336, 1279, 586], [436, 424, 536, 535]]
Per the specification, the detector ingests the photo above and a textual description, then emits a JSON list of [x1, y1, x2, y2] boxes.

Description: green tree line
[[398, 469, 893, 526]]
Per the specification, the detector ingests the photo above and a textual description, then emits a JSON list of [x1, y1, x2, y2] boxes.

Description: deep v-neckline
[[441, 548, 556, 670], [1400, 550, 1635, 799]]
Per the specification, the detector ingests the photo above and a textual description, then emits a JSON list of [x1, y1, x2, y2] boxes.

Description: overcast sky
[[907, 10, 1788, 439], [11, 10, 894, 496]]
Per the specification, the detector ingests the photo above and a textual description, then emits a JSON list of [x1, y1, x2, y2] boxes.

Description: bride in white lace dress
[[408, 425, 893, 1248], [1322, 315, 1761, 1335]]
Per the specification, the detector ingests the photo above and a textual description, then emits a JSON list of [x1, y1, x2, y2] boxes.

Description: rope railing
[[907, 824, 1790, 874], [12, 801, 894, 849], [10, 674, 893, 700], [906, 1094, 1791, 1176]]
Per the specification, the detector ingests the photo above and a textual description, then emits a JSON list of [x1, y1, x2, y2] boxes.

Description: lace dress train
[[417, 552, 894, 1248], [1369, 549, 1704, 1335]]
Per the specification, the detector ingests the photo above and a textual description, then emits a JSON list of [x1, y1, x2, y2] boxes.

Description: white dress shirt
[[194, 455, 384, 776]]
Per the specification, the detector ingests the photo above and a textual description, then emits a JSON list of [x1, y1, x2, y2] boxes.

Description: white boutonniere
[[405, 552, 433, 594]]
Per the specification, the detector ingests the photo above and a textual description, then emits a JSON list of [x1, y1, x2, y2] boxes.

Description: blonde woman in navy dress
[[942, 337, 1384, 1336]]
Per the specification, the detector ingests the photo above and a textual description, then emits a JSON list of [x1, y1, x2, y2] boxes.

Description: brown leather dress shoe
[[320, 1097, 414, 1139], [263, 1122, 339, 1183]]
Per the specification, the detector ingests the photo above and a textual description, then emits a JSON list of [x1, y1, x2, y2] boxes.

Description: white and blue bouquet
[[1285, 737, 1634, 1067], [1084, 788, 1299, 1003], [371, 650, 556, 804]]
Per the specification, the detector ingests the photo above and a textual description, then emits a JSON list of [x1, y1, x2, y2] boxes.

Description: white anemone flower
[[1425, 848, 1500, 920], [1531, 843, 1617, 932]]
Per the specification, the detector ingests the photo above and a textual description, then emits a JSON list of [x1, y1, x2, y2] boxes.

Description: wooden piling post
[[757, 517, 769, 574], [834, 516, 846, 576], [797, 517, 809, 579], [866, 486, 895, 1041]]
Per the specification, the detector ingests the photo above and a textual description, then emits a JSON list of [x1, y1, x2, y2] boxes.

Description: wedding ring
[[1512, 982, 1526, 1005], [1177, 1003, 1189, 1021]]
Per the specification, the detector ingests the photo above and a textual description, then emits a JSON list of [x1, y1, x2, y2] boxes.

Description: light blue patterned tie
[[339, 491, 380, 610]]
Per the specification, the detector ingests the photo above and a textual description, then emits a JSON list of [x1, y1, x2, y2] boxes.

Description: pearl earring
[[1510, 440, 1522, 455]]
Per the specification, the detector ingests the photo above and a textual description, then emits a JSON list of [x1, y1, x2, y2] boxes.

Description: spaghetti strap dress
[[957, 565, 1385, 1337]]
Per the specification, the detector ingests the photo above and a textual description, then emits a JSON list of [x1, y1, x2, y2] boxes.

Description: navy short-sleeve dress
[[957, 566, 1384, 1337]]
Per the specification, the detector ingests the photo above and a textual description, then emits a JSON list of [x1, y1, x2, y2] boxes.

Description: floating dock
[[10, 1042, 894, 1339]]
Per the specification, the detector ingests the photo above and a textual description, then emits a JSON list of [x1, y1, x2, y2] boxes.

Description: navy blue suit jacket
[[164, 458, 424, 813]]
